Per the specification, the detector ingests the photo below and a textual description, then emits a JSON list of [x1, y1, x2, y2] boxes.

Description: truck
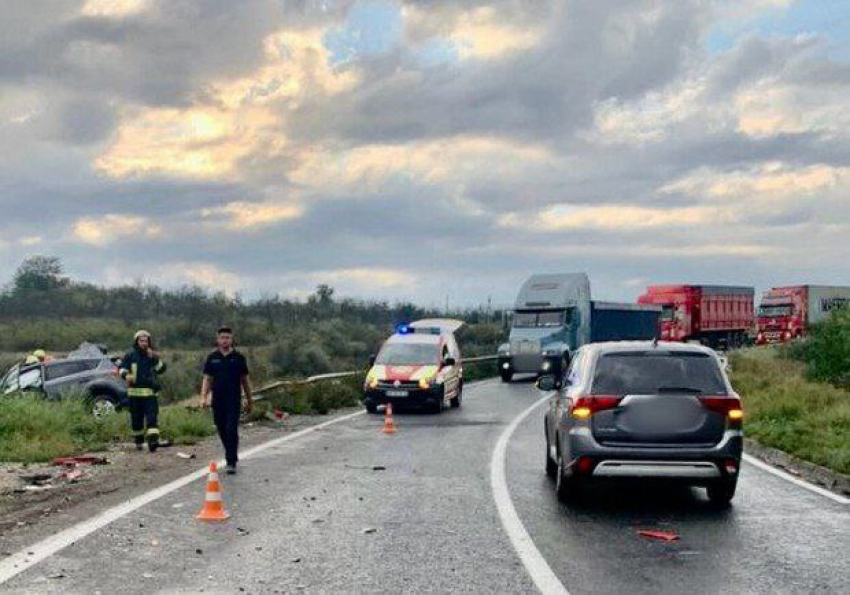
[[756, 285, 850, 344], [497, 273, 661, 382], [637, 285, 754, 349]]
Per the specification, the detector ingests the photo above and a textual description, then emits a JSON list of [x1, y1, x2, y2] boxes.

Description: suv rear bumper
[[563, 427, 743, 483]]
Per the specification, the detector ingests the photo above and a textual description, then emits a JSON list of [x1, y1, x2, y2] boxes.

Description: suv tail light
[[570, 395, 621, 420], [700, 396, 744, 426]]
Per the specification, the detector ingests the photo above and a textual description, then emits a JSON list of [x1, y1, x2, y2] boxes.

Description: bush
[[802, 310, 850, 387], [729, 349, 850, 473]]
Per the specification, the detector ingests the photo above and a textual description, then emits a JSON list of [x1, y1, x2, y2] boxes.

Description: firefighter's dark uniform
[[119, 348, 167, 450], [203, 349, 249, 467]]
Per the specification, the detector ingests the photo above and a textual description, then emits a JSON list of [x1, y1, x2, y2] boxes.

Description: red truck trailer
[[638, 285, 754, 349], [756, 285, 850, 344]]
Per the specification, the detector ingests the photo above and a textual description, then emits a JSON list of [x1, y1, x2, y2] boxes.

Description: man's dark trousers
[[213, 403, 240, 466]]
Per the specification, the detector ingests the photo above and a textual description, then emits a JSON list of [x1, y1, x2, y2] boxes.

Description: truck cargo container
[[497, 273, 661, 382], [756, 285, 850, 344], [637, 285, 754, 349]]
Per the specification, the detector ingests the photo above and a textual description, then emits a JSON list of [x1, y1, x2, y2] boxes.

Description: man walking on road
[[119, 330, 167, 452], [201, 327, 253, 475]]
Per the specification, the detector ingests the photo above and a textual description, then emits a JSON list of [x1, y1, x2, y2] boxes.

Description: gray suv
[[0, 343, 128, 416], [541, 341, 743, 506]]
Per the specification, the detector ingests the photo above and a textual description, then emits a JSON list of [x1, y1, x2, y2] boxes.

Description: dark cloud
[[0, 0, 848, 304]]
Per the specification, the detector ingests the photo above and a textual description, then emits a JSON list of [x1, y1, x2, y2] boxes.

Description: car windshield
[[514, 309, 567, 328], [1, 366, 20, 395], [592, 351, 727, 395], [376, 343, 439, 365], [759, 305, 792, 317]]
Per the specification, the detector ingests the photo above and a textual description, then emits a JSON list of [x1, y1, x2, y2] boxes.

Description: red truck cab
[[756, 285, 850, 344], [638, 285, 754, 349]]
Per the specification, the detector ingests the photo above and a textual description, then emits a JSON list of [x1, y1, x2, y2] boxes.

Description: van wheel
[[500, 370, 513, 383], [707, 479, 737, 507], [450, 383, 463, 408], [366, 403, 378, 414]]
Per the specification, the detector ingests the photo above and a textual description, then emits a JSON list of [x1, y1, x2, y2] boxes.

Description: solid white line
[[490, 396, 569, 595], [742, 453, 849, 505], [0, 409, 366, 586]]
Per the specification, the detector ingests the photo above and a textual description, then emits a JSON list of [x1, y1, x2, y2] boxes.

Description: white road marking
[[491, 395, 569, 595], [0, 378, 497, 586], [742, 454, 849, 505], [0, 409, 366, 586]]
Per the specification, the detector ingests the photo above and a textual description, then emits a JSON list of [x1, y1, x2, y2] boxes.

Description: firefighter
[[24, 349, 47, 365], [200, 326, 253, 475], [119, 330, 167, 452]]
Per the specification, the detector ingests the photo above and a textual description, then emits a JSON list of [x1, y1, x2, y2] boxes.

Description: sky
[[0, 0, 848, 308]]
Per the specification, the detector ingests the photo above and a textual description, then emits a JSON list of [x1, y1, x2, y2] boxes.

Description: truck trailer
[[756, 285, 850, 344], [637, 285, 754, 349], [497, 273, 661, 382]]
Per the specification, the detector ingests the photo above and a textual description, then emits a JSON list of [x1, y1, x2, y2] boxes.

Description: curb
[[744, 438, 850, 497]]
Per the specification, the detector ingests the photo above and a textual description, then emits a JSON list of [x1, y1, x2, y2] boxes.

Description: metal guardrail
[[254, 355, 498, 400]]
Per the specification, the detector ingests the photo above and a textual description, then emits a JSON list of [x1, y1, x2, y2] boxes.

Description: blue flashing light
[[395, 323, 412, 335]]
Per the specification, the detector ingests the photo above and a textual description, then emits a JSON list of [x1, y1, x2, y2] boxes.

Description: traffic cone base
[[382, 403, 397, 434], [197, 462, 230, 521]]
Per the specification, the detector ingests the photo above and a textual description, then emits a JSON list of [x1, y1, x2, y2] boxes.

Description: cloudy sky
[[1, 0, 848, 307]]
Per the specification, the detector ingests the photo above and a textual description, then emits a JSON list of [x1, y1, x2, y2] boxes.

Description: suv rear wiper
[[656, 386, 704, 394]]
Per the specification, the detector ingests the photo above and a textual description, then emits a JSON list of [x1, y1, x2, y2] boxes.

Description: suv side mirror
[[443, 357, 457, 367], [536, 374, 559, 391], [368, 355, 377, 367]]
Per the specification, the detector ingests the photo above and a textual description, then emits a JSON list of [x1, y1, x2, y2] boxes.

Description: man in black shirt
[[201, 327, 253, 474]]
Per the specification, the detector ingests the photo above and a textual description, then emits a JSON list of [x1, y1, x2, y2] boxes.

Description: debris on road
[[372, 465, 386, 471], [51, 456, 109, 467], [637, 529, 680, 542], [362, 527, 378, 534], [176, 452, 196, 460]]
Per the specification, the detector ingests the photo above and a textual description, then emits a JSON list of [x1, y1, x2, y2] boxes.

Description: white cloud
[[72, 214, 161, 246]]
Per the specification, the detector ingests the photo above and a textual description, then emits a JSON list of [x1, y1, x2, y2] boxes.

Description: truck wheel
[[366, 402, 378, 414], [500, 370, 513, 383], [707, 479, 737, 507]]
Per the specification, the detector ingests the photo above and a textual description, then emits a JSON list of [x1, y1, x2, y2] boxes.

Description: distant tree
[[313, 284, 335, 306], [12, 256, 67, 292]]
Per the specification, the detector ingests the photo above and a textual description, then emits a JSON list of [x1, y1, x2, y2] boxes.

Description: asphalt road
[[2, 378, 848, 594]]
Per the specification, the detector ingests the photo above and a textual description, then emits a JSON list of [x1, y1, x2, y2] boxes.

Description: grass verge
[[729, 348, 850, 474]]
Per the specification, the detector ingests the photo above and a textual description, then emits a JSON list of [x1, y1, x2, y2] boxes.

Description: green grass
[[0, 395, 216, 463], [729, 348, 850, 474]]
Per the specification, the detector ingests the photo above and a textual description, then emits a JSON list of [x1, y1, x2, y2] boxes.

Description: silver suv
[[540, 341, 743, 506], [0, 343, 128, 416]]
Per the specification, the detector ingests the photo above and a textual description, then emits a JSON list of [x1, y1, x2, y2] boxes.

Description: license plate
[[386, 390, 408, 397]]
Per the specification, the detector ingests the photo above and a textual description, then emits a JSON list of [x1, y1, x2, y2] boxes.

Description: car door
[[555, 349, 587, 447], [440, 342, 459, 398]]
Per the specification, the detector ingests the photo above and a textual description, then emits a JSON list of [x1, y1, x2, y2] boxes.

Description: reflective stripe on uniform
[[128, 362, 138, 384], [127, 387, 156, 397], [132, 430, 145, 437], [146, 428, 160, 435], [155, 360, 165, 372]]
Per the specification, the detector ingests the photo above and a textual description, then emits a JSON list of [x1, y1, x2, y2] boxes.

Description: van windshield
[[376, 343, 439, 366], [592, 351, 727, 395], [514, 309, 568, 328]]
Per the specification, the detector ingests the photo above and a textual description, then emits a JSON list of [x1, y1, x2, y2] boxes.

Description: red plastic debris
[[638, 530, 680, 542], [51, 456, 108, 467]]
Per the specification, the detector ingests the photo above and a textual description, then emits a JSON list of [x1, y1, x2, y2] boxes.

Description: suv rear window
[[591, 351, 727, 396], [44, 360, 99, 381]]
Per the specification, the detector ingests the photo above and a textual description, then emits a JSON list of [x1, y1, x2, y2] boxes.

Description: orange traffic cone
[[382, 403, 397, 434], [196, 462, 230, 521]]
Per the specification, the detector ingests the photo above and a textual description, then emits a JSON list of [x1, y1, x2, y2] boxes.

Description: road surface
[[1, 379, 847, 594]]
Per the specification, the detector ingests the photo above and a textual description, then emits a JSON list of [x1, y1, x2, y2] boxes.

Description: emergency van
[[363, 319, 464, 414]]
